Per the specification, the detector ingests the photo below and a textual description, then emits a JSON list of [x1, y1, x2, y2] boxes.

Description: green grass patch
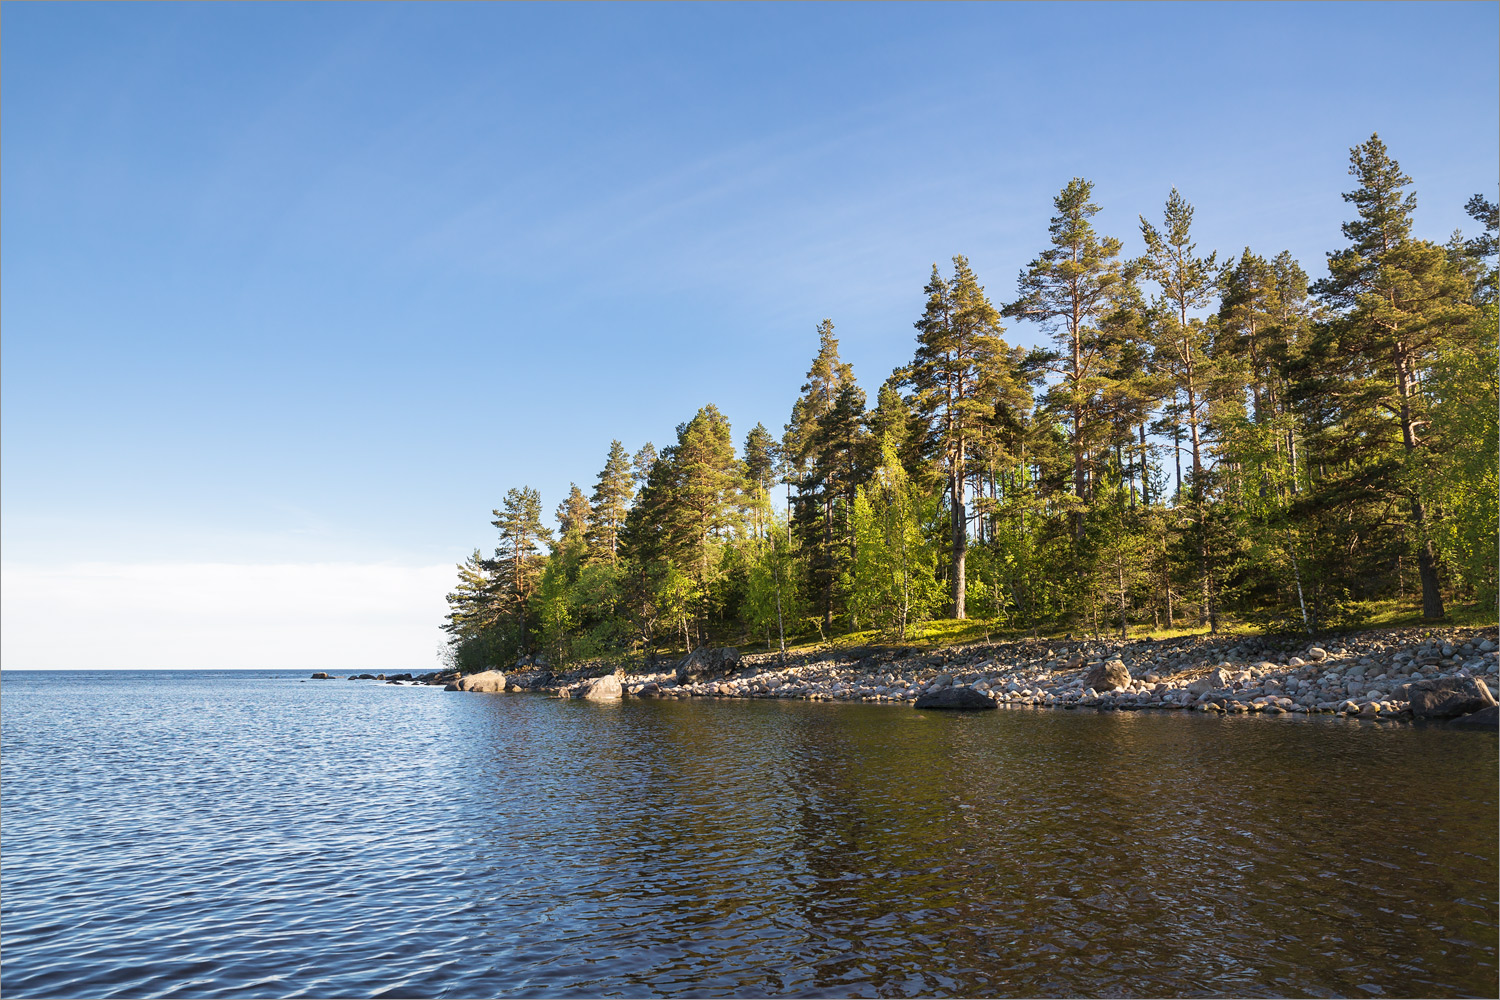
[[684, 598, 1496, 663]]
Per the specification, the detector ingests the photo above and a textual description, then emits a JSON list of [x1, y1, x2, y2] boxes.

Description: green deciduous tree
[[848, 434, 941, 638]]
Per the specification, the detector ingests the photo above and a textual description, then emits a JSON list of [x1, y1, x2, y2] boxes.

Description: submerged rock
[[914, 687, 996, 710], [1448, 705, 1499, 729]]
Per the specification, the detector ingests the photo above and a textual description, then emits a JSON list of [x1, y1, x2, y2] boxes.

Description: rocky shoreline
[[315, 624, 1500, 728]]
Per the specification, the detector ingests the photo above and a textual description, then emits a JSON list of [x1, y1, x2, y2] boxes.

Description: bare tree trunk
[[1289, 531, 1310, 633]]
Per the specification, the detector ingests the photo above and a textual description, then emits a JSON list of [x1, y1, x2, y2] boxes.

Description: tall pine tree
[[588, 440, 634, 563], [1310, 134, 1476, 618], [907, 256, 1020, 619]]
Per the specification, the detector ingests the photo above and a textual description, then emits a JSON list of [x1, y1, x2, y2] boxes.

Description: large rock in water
[[1448, 705, 1499, 729], [914, 687, 996, 710], [676, 646, 741, 683], [1085, 660, 1132, 692], [560, 673, 624, 701], [458, 670, 508, 693], [1406, 677, 1496, 719]]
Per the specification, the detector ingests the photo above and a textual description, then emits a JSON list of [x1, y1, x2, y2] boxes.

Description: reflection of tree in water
[[776, 705, 1008, 996], [436, 696, 1496, 998]]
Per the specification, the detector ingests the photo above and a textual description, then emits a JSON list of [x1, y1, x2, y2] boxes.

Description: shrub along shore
[[331, 624, 1500, 727]]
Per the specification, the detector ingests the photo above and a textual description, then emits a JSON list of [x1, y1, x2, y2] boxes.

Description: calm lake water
[[1, 670, 1495, 999]]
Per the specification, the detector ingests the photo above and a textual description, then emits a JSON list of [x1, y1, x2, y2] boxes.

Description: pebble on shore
[[415, 625, 1499, 727]]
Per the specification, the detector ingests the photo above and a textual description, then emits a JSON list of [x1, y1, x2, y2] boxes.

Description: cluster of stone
[[376, 625, 1500, 727], [606, 628, 1498, 723]]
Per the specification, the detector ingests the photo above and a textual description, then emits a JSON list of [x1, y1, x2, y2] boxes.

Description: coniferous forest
[[443, 135, 1499, 671]]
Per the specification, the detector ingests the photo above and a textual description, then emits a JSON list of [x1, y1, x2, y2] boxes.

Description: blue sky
[[3, 3, 1496, 667]]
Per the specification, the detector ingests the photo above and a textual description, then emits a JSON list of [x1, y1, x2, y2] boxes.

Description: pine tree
[[785, 320, 866, 632], [443, 549, 501, 643], [742, 422, 779, 538], [1464, 193, 1498, 303], [632, 443, 657, 491], [587, 440, 634, 563], [866, 377, 930, 487], [620, 406, 741, 649], [908, 256, 1022, 619], [556, 483, 591, 543], [1138, 187, 1219, 499], [1310, 134, 1477, 618], [491, 486, 554, 652], [1004, 179, 1131, 535]]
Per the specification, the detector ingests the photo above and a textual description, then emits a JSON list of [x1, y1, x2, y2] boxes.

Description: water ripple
[[2, 671, 1496, 998]]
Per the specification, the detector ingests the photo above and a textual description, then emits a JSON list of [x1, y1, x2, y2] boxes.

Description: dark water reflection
[[2, 671, 1495, 998]]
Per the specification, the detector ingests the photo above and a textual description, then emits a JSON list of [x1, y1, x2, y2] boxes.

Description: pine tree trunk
[[1117, 556, 1128, 640], [1395, 347, 1445, 619], [822, 496, 834, 633], [951, 471, 967, 619], [1139, 422, 1150, 506], [1413, 499, 1445, 619]]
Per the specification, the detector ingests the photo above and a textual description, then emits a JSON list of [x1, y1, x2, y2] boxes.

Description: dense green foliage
[[444, 136, 1498, 668]]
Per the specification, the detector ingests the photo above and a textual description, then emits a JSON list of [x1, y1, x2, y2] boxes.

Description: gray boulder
[[505, 669, 553, 691], [458, 670, 508, 693], [1448, 705, 1499, 729], [560, 673, 624, 701], [1084, 660, 1131, 692], [1186, 667, 1233, 696], [675, 646, 741, 683], [1406, 677, 1496, 719], [580, 673, 623, 701], [310, 672, 332, 680], [914, 687, 996, 710]]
